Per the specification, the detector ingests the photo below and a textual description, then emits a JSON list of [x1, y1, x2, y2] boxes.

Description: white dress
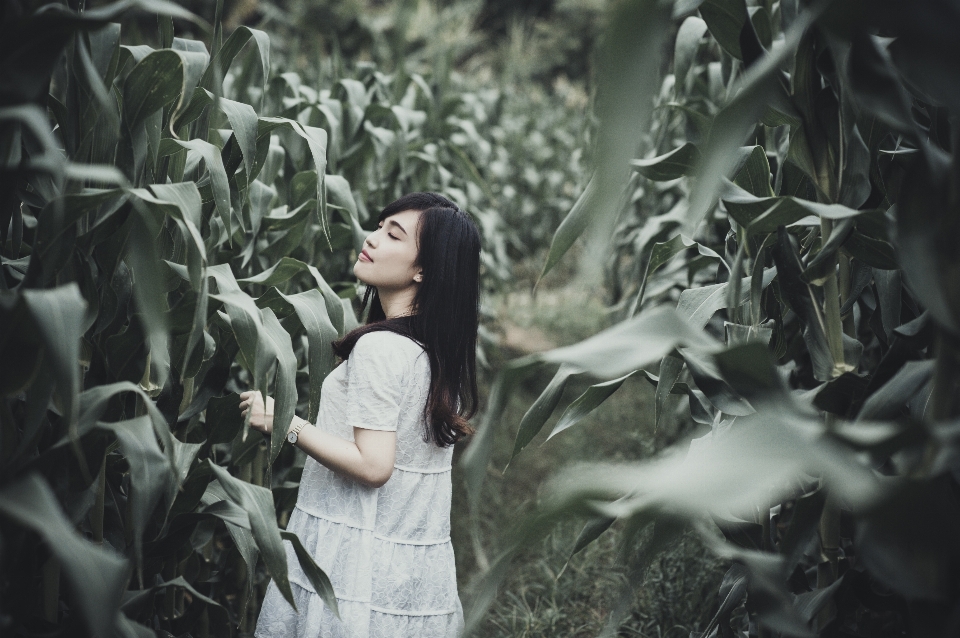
[[254, 331, 464, 638]]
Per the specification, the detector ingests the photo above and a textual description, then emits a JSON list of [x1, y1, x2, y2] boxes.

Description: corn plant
[[0, 0, 595, 633], [463, 0, 960, 636], [0, 0, 365, 633]]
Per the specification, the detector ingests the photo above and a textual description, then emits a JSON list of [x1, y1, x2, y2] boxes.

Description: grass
[[450, 248, 726, 637]]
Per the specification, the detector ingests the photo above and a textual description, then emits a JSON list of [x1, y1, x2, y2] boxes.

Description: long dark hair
[[331, 192, 481, 447]]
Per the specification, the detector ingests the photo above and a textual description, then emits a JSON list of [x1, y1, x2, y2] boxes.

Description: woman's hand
[[239, 391, 275, 434]]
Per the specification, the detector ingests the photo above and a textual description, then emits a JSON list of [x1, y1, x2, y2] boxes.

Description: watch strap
[[287, 417, 306, 444]]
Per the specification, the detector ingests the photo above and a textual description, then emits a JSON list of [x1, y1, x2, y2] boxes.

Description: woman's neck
[[377, 287, 417, 319]]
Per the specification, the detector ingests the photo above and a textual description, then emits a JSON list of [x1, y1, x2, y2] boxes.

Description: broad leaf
[[546, 371, 637, 442], [0, 474, 129, 638], [280, 530, 340, 619], [630, 143, 701, 181], [207, 462, 296, 610], [509, 363, 581, 466]]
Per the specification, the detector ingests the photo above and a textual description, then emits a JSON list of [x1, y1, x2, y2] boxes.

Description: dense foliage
[[0, 0, 591, 636], [466, 0, 960, 636], [7, 0, 960, 636]]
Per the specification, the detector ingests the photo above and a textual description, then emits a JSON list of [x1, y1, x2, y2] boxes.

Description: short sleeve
[[345, 332, 409, 432]]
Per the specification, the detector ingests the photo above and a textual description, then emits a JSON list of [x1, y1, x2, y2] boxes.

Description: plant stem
[[820, 219, 845, 374], [179, 376, 195, 418], [251, 443, 265, 487], [838, 253, 855, 338], [90, 449, 107, 543]]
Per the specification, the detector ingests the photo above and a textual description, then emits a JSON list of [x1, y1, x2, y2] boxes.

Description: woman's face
[[353, 209, 423, 291]]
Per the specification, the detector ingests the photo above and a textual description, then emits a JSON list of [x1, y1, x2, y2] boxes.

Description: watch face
[[287, 431, 297, 444]]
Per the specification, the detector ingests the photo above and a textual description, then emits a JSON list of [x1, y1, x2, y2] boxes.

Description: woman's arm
[[239, 392, 396, 488]]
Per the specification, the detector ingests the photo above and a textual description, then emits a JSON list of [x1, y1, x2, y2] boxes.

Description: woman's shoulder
[[355, 329, 425, 351], [352, 330, 427, 369]]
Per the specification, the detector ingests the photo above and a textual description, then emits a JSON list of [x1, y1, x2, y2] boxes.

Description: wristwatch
[[286, 418, 307, 446]]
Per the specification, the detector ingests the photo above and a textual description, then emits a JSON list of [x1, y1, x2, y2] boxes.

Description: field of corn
[[2, 0, 960, 636]]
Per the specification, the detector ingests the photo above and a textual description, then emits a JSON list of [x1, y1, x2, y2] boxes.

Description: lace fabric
[[254, 331, 463, 638]]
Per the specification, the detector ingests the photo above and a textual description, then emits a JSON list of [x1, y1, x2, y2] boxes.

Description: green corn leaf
[[122, 49, 186, 131], [874, 268, 902, 344], [655, 353, 684, 432], [165, 436, 204, 514], [200, 499, 252, 530], [732, 145, 774, 197], [699, 0, 748, 60], [536, 176, 596, 288], [578, 0, 672, 288], [201, 480, 260, 603], [20, 284, 86, 460], [846, 231, 898, 270], [237, 256, 313, 288], [257, 117, 329, 245], [847, 32, 919, 138], [258, 307, 298, 465], [459, 358, 541, 513], [256, 289, 338, 424], [261, 201, 312, 231], [280, 530, 340, 619], [630, 143, 701, 181], [534, 307, 718, 380], [680, 347, 755, 416], [659, 102, 713, 139], [801, 218, 855, 285], [546, 371, 637, 442], [140, 183, 208, 374], [246, 179, 277, 241], [719, 179, 883, 238], [337, 78, 369, 138], [82, 0, 203, 24], [0, 473, 129, 638], [629, 233, 726, 316], [674, 16, 709, 88], [676, 268, 776, 329], [325, 174, 365, 254], [207, 462, 297, 610], [202, 26, 270, 94], [94, 415, 171, 574], [114, 611, 156, 637], [208, 263, 263, 375], [684, 5, 820, 232], [216, 95, 259, 181], [508, 363, 581, 467], [160, 138, 233, 237], [168, 49, 210, 133], [236, 256, 344, 335]]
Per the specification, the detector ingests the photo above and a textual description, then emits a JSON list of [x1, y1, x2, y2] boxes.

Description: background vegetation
[[4, 0, 960, 637]]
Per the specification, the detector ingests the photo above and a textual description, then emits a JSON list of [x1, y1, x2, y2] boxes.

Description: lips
[[359, 249, 373, 262]]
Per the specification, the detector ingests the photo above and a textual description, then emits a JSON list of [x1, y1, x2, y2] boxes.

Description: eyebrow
[[385, 219, 407, 235]]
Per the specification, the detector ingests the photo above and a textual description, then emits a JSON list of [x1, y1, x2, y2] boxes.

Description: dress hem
[[289, 577, 460, 617]]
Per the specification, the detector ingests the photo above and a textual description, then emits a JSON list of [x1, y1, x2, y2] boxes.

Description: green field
[[3, 0, 960, 636]]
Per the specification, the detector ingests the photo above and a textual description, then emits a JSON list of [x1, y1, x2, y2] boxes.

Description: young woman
[[241, 192, 481, 638]]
